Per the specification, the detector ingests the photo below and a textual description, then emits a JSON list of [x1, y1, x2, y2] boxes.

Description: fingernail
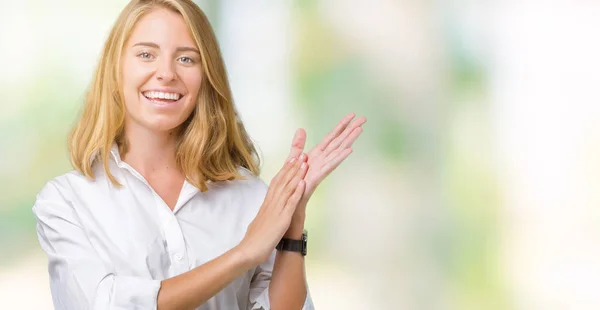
[[299, 153, 306, 160], [301, 162, 307, 169], [289, 157, 296, 163]]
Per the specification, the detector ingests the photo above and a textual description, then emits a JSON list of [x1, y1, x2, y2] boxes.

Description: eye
[[137, 52, 154, 60], [178, 56, 194, 64]]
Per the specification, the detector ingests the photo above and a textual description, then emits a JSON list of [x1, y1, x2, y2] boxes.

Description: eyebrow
[[132, 42, 200, 54]]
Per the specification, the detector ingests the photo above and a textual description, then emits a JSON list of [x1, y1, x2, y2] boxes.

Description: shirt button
[[174, 253, 183, 261]]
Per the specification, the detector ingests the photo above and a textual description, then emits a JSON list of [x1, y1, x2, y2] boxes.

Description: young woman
[[32, 0, 365, 309]]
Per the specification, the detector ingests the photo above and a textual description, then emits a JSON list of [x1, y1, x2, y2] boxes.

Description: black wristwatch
[[276, 230, 307, 256]]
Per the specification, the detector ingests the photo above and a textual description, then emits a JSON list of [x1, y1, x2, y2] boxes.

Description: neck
[[121, 123, 181, 176]]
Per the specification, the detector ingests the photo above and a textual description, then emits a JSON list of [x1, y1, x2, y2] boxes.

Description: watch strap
[[276, 231, 307, 256]]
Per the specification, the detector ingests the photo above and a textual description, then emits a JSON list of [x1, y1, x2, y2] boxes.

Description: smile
[[142, 91, 183, 105]]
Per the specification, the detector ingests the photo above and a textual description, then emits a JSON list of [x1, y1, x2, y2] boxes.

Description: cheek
[[122, 61, 152, 96], [183, 69, 203, 101]]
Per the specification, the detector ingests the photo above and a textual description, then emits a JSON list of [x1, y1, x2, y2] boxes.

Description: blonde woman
[[33, 0, 365, 309]]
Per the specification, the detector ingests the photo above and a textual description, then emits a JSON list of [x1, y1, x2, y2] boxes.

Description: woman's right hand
[[239, 154, 309, 266]]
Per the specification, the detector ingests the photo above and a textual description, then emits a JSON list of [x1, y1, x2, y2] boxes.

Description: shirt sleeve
[[247, 249, 315, 310], [32, 184, 161, 310]]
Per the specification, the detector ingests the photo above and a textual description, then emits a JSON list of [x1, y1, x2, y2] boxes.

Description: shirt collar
[[88, 142, 122, 166], [109, 142, 123, 166], [89, 142, 209, 212], [107, 141, 210, 184]]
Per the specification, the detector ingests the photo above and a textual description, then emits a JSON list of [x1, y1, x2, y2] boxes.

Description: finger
[[295, 159, 309, 180], [323, 116, 366, 155], [316, 113, 355, 151], [283, 156, 304, 186], [274, 157, 303, 202], [299, 152, 308, 163], [267, 156, 299, 201], [325, 116, 366, 153], [277, 160, 308, 208], [286, 129, 306, 161], [339, 126, 364, 150], [284, 180, 306, 216], [284, 153, 307, 189], [316, 148, 353, 182], [272, 156, 298, 184]]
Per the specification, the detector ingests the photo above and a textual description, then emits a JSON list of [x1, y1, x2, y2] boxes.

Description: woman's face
[[121, 8, 202, 134]]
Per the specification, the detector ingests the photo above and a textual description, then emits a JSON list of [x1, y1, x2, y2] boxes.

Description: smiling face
[[120, 7, 202, 134]]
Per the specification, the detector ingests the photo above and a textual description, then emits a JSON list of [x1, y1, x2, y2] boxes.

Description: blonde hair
[[69, 0, 260, 192]]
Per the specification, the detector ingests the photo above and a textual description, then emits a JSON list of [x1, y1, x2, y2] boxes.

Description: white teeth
[[143, 91, 181, 100]]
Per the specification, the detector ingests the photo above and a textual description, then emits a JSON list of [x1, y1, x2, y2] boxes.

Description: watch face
[[302, 231, 307, 256]]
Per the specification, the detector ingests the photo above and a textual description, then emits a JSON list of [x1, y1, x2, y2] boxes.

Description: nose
[[156, 59, 176, 82]]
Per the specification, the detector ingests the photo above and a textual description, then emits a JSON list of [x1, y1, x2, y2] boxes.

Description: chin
[[144, 117, 187, 133], [124, 96, 195, 134]]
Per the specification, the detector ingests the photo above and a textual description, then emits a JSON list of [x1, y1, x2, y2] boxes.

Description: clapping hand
[[241, 113, 366, 263], [287, 113, 367, 213]]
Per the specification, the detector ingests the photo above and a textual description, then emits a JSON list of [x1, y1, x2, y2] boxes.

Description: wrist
[[292, 199, 307, 221], [232, 242, 261, 269], [284, 219, 305, 239]]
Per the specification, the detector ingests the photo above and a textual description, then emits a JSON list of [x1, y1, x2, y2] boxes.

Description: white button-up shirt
[[32, 144, 314, 310]]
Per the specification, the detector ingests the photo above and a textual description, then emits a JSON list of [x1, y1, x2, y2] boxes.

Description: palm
[[287, 113, 366, 202]]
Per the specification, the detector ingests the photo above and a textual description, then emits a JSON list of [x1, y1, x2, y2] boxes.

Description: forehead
[[127, 7, 197, 48]]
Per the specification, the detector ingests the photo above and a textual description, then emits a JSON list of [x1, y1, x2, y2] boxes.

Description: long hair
[[69, 0, 260, 192]]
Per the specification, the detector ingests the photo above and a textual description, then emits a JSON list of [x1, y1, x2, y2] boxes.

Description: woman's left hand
[[287, 113, 367, 213]]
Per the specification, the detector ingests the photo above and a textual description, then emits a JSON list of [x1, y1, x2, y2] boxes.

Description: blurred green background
[[2, 1, 600, 309]]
